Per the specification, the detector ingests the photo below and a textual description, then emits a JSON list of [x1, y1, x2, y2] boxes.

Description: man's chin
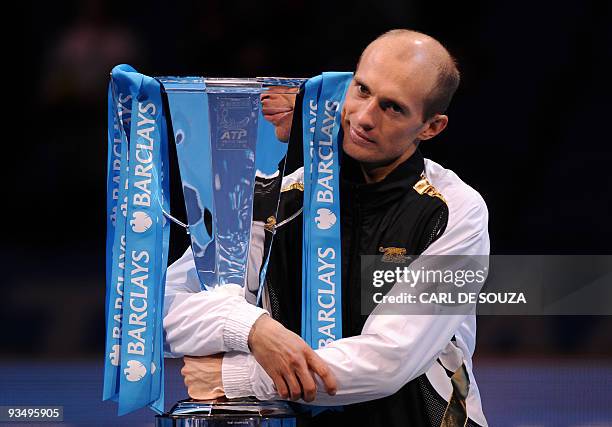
[[342, 138, 378, 162], [342, 140, 402, 170]]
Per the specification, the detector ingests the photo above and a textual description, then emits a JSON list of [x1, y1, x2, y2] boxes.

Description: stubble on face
[[341, 32, 446, 174]]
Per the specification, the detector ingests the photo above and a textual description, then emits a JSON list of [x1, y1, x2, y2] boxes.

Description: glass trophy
[[155, 76, 305, 426]]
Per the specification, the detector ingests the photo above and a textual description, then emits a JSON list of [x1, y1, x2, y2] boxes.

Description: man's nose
[[355, 98, 377, 130]]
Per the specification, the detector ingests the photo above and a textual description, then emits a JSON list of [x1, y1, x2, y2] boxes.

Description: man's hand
[[248, 314, 337, 402], [181, 354, 226, 400]]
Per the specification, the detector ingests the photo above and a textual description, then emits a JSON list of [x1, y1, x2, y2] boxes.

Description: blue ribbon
[[301, 75, 321, 345], [103, 65, 133, 402], [301, 72, 352, 415], [302, 73, 352, 349], [104, 64, 170, 415], [301, 72, 352, 350]]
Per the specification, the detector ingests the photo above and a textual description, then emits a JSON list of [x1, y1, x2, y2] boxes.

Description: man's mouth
[[349, 126, 376, 146], [262, 108, 293, 125]]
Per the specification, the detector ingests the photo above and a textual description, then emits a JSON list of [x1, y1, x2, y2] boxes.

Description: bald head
[[358, 29, 460, 120]]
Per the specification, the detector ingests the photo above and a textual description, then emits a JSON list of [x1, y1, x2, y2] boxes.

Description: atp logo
[[130, 211, 152, 233], [315, 208, 336, 230], [220, 129, 247, 140], [109, 344, 120, 366], [124, 360, 147, 382]]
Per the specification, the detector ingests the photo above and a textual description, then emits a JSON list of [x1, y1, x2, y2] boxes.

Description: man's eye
[[390, 104, 403, 114], [357, 84, 369, 95]]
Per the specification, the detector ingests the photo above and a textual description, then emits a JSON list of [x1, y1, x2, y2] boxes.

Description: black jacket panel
[[265, 144, 460, 426]]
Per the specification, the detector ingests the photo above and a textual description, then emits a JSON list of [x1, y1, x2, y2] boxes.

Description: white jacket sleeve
[[222, 162, 490, 405], [163, 247, 268, 358]]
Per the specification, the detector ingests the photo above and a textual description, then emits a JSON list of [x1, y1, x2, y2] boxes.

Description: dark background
[[3, 0, 611, 424]]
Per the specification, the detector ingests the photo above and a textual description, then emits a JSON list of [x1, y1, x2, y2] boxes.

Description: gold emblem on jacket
[[281, 182, 304, 192], [379, 246, 409, 263], [413, 174, 446, 203]]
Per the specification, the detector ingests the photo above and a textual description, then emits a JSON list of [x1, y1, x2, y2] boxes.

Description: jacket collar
[[340, 148, 424, 211]]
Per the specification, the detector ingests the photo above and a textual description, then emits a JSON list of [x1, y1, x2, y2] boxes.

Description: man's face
[[341, 43, 436, 166], [261, 86, 298, 143]]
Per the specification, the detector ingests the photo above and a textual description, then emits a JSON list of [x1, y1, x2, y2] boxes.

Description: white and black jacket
[[163, 147, 489, 426]]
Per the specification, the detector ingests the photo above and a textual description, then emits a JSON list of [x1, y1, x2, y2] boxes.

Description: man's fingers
[[307, 353, 337, 396], [284, 371, 302, 401], [295, 365, 318, 402], [271, 374, 289, 400]]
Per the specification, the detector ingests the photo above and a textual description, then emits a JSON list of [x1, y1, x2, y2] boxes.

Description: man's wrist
[[223, 302, 268, 353], [222, 352, 254, 398], [247, 313, 271, 352], [222, 352, 278, 401]]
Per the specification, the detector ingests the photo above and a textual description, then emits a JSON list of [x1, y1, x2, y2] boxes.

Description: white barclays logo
[[120, 196, 128, 218], [315, 208, 336, 230], [124, 359, 147, 382], [130, 211, 152, 233], [109, 344, 120, 367]]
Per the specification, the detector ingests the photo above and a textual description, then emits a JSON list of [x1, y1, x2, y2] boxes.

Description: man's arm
[[165, 246, 338, 401], [163, 247, 268, 357], [221, 187, 489, 405]]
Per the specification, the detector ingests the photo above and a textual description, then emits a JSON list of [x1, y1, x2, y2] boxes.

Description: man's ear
[[418, 114, 448, 141]]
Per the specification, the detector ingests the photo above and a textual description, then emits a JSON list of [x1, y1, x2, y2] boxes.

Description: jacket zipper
[[422, 209, 447, 251]]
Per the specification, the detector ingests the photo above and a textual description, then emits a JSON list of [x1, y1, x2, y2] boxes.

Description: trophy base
[[155, 398, 296, 427]]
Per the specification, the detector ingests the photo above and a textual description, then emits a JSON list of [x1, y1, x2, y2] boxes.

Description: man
[[261, 85, 299, 142], [164, 29, 489, 426]]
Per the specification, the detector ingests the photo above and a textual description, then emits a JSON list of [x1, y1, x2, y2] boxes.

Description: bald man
[[167, 29, 489, 426]]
